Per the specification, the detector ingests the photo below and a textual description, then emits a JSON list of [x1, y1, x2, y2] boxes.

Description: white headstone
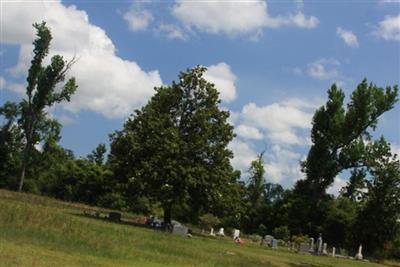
[[355, 244, 363, 260], [271, 239, 278, 249], [217, 227, 225, 236], [233, 229, 240, 240], [322, 243, 328, 255], [332, 247, 336, 257], [210, 227, 215, 236], [317, 234, 323, 255], [309, 238, 315, 253], [172, 224, 188, 236]]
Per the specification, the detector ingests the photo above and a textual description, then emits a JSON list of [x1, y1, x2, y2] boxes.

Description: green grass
[[0, 189, 394, 267]]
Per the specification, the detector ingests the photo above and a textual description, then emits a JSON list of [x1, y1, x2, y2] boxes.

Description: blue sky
[[1, 0, 399, 193]]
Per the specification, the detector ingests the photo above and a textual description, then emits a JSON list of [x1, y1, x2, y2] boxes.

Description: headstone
[[308, 237, 315, 253], [108, 212, 121, 222], [271, 239, 278, 249], [322, 243, 328, 255], [317, 233, 323, 255], [299, 242, 310, 254], [217, 227, 225, 236], [332, 247, 336, 257], [263, 235, 274, 246], [355, 244, 363, 260], [233, 229, 240, 240], [210, 227, 215, 236], [172, 224, 188, 236], [291, 242, 295, 251]]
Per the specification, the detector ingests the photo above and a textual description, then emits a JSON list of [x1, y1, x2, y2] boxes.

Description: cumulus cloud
[[229, 139, 258, 174], [124, 7, 154, 31], [157, 23, 188, 40], [336, 27, 359, 47], [327, 176, 347, 196], [2, 1, 163, 119], [373, 14, 400, 41], [235, 124, 264, 140], [171, 0, 319, 37], [203, 62, 237, 102], [307, 58, 340, 80]]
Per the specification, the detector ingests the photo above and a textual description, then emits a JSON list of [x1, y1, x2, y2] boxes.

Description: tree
[[109, 66, 238, 224], [354, 138, 400, 258], [17, 22, 77, 191], [87, 144, 107, 165], [299, 80, 397, 202]]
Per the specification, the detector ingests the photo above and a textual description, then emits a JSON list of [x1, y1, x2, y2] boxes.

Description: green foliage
[[109, 66, 238, 223], [199, 213, 221, 229], [87, 143, 107, 165], [272, 225, 290, 241]]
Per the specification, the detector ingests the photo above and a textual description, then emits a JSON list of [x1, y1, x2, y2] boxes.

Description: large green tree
[[109, 66, 238, 224], [17, 22, 77, 191]]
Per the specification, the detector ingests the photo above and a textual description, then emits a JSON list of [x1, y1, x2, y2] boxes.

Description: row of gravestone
[[295, 234, 363, 260]]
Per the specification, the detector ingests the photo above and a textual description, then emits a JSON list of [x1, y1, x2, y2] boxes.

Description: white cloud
[[264, 145, 304, 185], [327, 176, 347, 196], [157, 24, 188, 40], [307, 58, 340, 80], [229, 139, 258, 174], [336, 27, 359, 47], [171, 0, 319, 37], [235, 124, 263, 140], [203, 62, 237, 102], [391, 143, 400, 157], [373, 14, 400, 41], [2, 1, 163, 119], [124, 7, 154, 31]]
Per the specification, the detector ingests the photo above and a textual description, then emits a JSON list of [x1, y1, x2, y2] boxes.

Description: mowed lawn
[[0, 190, 391, 267]]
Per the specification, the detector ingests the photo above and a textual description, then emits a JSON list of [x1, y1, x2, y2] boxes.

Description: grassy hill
[[0, 189, 394, 267]]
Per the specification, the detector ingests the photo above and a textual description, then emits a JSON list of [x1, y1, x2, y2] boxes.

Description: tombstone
[[332, 247, 336, 257], [263, 235, 274, 247], [233, 229, 240, 240], [172, 224, 188, 236], [108, 212, 121, 222], [210, 227, 215, 236], [322, 243, 328, 255], [271, 239, 278, 249], [217, 227, 225, 236], [291, 242, 295, 251], [317, 233, 323, 255], [355, 244, 363, 260], [299, 242, 310, 254], [308, 237, 315, 253]]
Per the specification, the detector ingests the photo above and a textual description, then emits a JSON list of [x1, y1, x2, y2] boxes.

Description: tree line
[[1, 22, 399, 259]]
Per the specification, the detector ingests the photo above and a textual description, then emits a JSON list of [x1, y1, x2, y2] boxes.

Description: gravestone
[[233, 229, 240, 240], [210, 227, 215, 236], [332, 247, 336, 257], [108, 212, 121, 222], [271, 239, 278, 249], [309, 237, 315, 253], [172, 224, 188, 236], [217, 227, 225, 236], [299, 242, 309, 254], [355, 244, 363, 260], [317, 233, 323, 255], [322, 243, 328, 255], [263, 235, 274, 247]]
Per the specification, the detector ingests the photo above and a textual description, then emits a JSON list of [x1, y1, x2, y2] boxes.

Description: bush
[[249, 234, 262, 242], [272, 225, 290, 241], [199, 213, 221, 230]]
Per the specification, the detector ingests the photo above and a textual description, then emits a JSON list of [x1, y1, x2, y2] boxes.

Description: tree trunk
[[18, 143, 30, 192], [163, 204, 172, 225]]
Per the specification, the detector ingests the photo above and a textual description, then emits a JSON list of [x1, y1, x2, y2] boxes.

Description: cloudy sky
[[1, 0, 399, 194]]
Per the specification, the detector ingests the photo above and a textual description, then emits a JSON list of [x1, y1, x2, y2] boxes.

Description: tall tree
[[87, 144, 107, 165], [17, 22, 77, 191], [297, 80, 397, 204], [109, 66, 237, 224]]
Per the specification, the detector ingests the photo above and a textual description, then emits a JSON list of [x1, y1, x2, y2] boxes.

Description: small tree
[[17, 22, 77, 191]]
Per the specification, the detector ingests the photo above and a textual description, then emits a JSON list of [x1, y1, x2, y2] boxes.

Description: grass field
[[0, 189, 396, 267]]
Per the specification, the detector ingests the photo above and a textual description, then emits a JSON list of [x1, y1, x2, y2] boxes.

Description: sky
[[1, 0, 399, 194]]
